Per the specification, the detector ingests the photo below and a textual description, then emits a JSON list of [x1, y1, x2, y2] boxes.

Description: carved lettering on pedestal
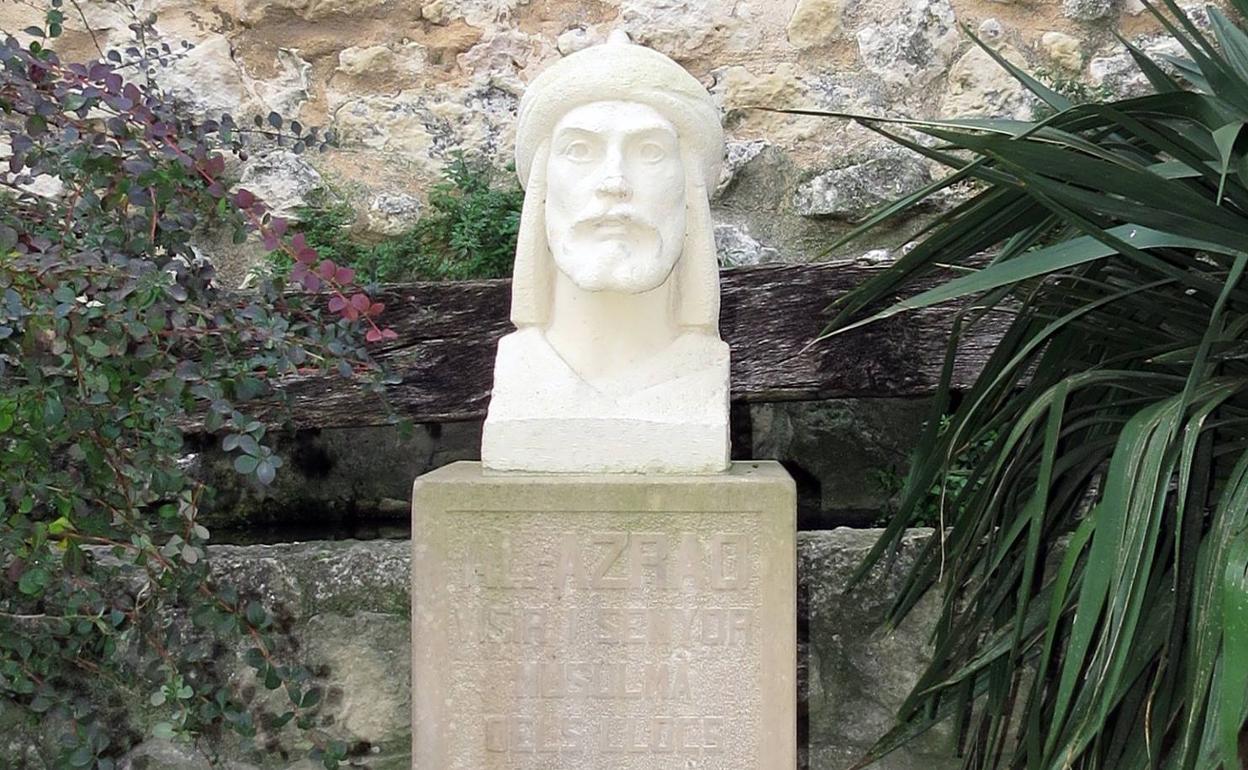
[[461, 531, 750, 591], [482, 715, 727, 754], [447, 526, 760, 765]]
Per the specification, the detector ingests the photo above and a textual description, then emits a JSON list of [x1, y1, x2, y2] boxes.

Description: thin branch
[[66, 0, 104, 59]]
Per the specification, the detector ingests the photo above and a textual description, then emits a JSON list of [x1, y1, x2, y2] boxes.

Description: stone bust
[[481, 31, 729, 474]]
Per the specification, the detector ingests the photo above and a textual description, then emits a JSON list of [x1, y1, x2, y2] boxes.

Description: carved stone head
[[509, 30, 725, 334]]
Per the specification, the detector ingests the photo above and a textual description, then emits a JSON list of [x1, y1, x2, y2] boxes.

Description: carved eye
[[638, 141, 667, 163], [563, 140, 592, 162]]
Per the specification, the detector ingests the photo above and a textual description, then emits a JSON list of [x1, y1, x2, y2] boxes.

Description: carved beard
[[552, 216, 676, 293]]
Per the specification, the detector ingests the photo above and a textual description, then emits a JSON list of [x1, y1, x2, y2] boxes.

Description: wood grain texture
[[241, 262, 1007, 429]]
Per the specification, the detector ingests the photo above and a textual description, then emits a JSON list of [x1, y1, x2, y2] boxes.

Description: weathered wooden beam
[[245, 262, 1006, 429]]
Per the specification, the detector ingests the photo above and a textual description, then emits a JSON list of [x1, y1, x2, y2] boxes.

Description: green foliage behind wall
[[288, 153, 523, 284]]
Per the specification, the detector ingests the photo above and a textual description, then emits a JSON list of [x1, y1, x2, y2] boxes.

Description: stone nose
[[595, 146, 632, 200], [596, 172, 632, 200]]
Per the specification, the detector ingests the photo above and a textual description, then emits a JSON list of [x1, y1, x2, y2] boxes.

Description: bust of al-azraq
[[481, 31, 729, 474]]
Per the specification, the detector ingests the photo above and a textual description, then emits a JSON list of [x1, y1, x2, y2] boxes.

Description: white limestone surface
[[481, 31, 730, 474], [410, 461, 797, 769]]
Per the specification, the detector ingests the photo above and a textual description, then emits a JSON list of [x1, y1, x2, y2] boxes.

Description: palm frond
[[796, 3, 1248, 768]]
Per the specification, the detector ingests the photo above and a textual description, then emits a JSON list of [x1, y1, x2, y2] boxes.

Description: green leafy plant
[[871, 418, 998, 529], [799, 2, 1248, 768], [1, 5, 395, 767], [290, 152, 523, 284], [1031, 66, 1118, 118], [275, 194, 359, 276]]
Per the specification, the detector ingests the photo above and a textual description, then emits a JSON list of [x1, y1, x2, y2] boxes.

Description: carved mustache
[[572, 209, 657, 231]]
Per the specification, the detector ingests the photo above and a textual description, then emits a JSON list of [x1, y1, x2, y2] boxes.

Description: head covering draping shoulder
[[513, 30, 724, 191]]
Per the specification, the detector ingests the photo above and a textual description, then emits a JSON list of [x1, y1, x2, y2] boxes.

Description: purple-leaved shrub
[[1, 3, 400, 766]]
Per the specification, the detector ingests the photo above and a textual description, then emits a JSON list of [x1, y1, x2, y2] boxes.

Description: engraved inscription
[[461, 531, 750, 591], [434, 517, 767, 769], [482, 715, 726, 754], [449, 606, 755, 648], [513, 661, 692, 700]]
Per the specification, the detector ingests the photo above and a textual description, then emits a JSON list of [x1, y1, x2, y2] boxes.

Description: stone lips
[[410, 461, 796, 769]]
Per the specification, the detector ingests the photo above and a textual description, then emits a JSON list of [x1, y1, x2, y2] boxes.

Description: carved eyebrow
[[626, 126, 679, 142], [553, 121, 677, 139], [552, 127, 602, 142]]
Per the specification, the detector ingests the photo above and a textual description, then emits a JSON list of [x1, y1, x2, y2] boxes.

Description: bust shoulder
[[493, 326, 548, 361], [680, 330, 729, 357], [668, 330, 730, 372]]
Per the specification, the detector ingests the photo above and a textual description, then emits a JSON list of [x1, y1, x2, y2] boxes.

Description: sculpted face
[[544, 100, 687, 294]]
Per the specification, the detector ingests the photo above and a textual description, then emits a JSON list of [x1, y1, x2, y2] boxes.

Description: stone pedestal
[[410, 461, 796, 769]]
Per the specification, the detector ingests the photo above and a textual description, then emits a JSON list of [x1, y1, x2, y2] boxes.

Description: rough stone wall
[[0, 0, 1221, 280], [3, 530, 951, 770]]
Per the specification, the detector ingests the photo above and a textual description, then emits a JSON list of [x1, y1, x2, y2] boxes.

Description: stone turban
[[514, 31, 724, 191]]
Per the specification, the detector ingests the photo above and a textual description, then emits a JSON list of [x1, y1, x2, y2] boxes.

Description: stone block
[[787, 0, 844, 48], [940, 44, 1034, 120], [714, 222, 779, 267], [410, 461, 796, 769], [793, 151, 933, 220], [1040, 31, 1085, 72], [855, 0, 959, 88], [750, 398, 932, 527], [799, 529, 956, 770], [1062, 0, 1116, 22]]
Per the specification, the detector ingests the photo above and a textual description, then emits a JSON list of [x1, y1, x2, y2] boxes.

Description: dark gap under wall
[[198, 396, 935, 544]]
